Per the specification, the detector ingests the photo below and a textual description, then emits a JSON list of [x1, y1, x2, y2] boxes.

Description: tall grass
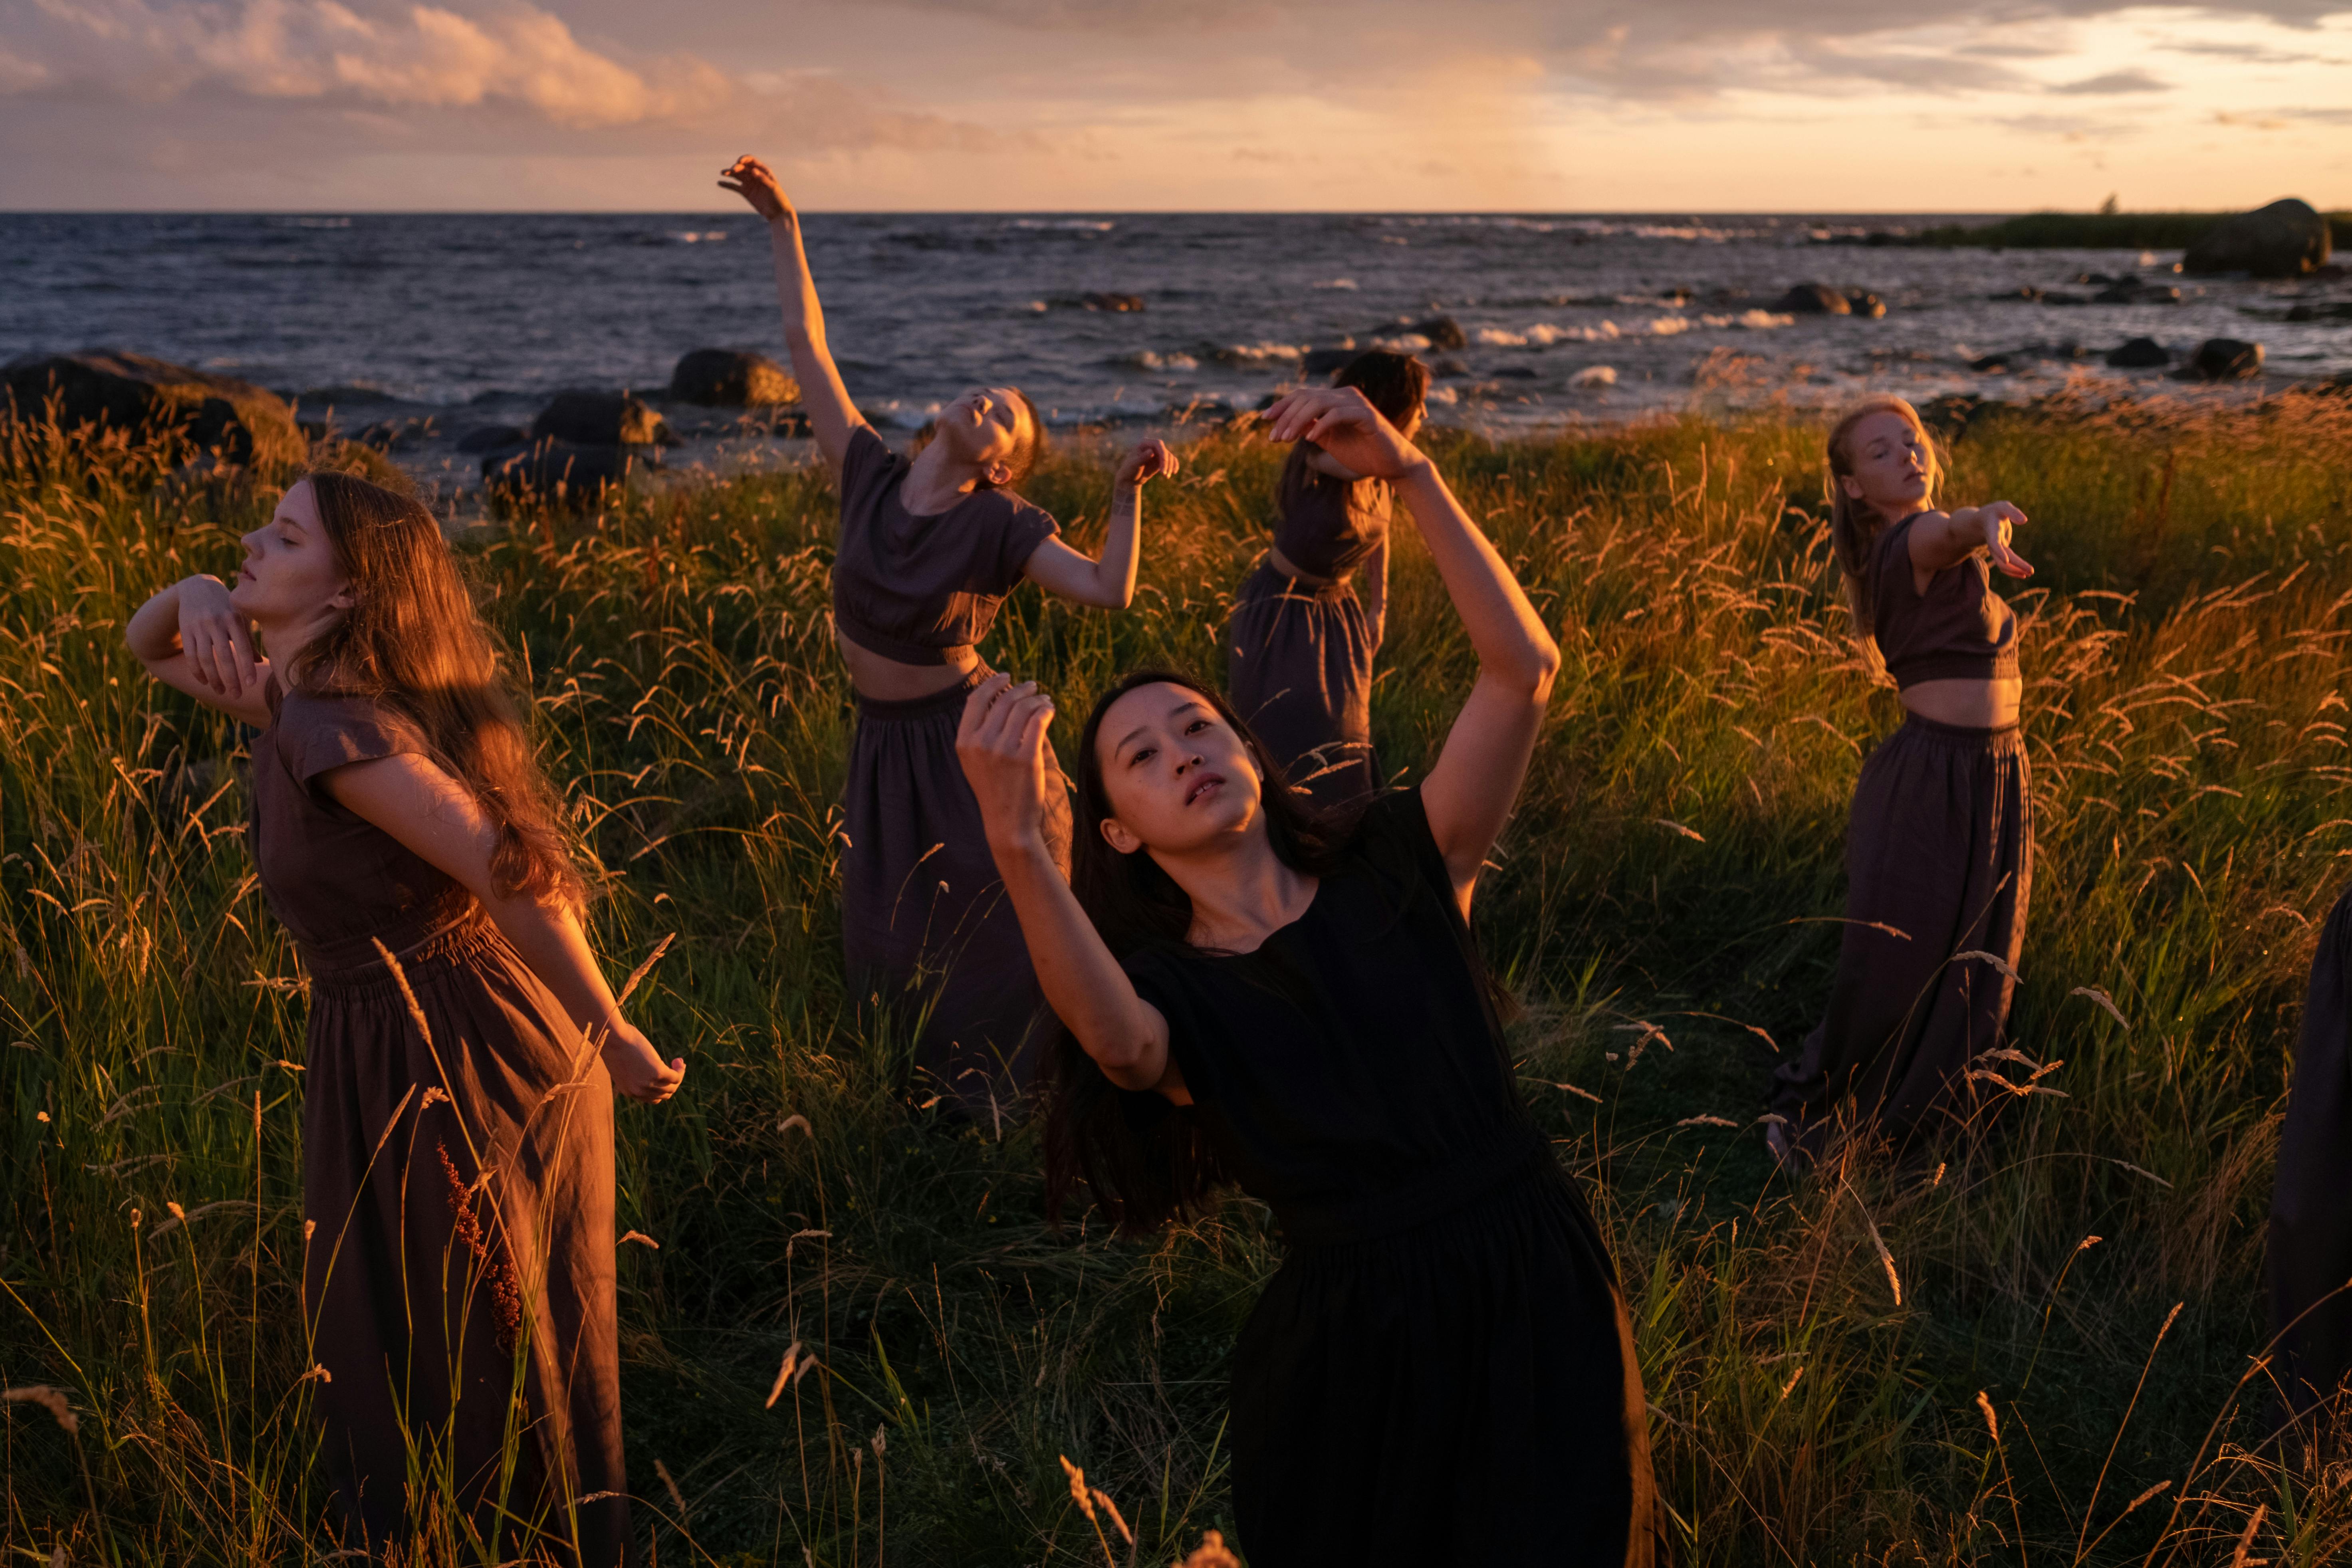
[[4, 388, 2351, 1564]]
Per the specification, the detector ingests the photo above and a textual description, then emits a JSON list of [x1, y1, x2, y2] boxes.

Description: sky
[[0, 0, 2346, 212]]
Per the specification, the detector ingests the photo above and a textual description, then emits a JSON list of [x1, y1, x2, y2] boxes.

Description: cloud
[[2048, 67, 2173, 93]]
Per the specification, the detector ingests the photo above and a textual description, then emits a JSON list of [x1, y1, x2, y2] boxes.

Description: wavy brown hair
[[908, 388, 1049, 491], [284, 470, 585, 908], [1825, 394, 1941, 683]]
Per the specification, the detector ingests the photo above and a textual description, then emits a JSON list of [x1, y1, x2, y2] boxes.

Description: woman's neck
[[900, 442, 986, 515], [1157, 829, 1317, 954]]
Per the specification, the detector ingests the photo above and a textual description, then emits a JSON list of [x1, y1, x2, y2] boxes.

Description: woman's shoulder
[[1335, 787, 1454, 903], [270, 682, 430, 782]]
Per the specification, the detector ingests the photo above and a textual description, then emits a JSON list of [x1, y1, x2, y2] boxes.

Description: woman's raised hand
[[178, 573, 259, 698], [957, 673, 1058, 854], [718, 155, 795, 222], [1115, 438, 1179, 489], [598, 1019, 686, 1105], [1263, 387, 1427, 482], [1977, 501, 2033, 579]]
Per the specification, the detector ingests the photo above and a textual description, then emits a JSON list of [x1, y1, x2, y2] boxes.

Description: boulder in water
[[2182, 198, 2332, 279], [2, 349, 305, 469], [482, 439, 641, 506], [669, 349, 799, 407], [2182, 338, 2264, 381], [1081, 292, 1146, 313], [1846, 291, 1887, 318], [1773, 284, 1850, 315], [455, 423, 529, 455], [1412, 316, 1469, 351], [1303, 347, 1359, 377], [530, 391, 673, 450], [2105, 337, 2171, 369]]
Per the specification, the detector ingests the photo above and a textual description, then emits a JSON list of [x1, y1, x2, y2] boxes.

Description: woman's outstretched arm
[[1906, 501, 2033, 579], [125, 574, 274, 727], [1022, 438, 1176, 609], [719, 155, 865, 479], [1263, 388, 1560, 914], [321, 754, 686, 1104], [955, 672, 1186, 1099]]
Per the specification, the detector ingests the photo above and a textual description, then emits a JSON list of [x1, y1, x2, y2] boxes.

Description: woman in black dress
[[957, 387, 1658, 1565]]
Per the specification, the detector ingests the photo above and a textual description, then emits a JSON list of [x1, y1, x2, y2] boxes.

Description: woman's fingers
[[956, 671, 1016, 746]]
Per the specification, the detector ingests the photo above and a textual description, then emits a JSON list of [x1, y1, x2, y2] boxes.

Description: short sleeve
[[274, 690, 430, 789], [840, 424, 902, 498], [1347, 788, 1457, 912], [1120, 945, 1216, 1105], [986, 496, 1059, 592]]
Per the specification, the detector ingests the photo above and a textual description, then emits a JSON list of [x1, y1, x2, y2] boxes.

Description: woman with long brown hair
[[955, 386, 1658, 1565], [1766, 395, 2035, 1166], [1226, 348, 1428, 807], [720, 154, 1176, 1116], [126, 471, 680, 1565]]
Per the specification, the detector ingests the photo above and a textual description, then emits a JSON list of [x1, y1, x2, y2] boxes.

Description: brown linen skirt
[[2267, 880, 2352, 1439], [1769, 713, 2033, 1153], [841, 672, 1073, 1116], [1225, 560, 1378, 810], [302, 914, 627, 1567]]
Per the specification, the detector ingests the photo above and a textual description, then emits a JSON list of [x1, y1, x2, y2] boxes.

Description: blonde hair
[[1824, 395, 1942, 681]]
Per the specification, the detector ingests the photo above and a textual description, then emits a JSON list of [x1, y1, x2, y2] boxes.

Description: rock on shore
[[670, 349, 799, 407], [531, 391, 674, 450], [2182, 339, 2264, 381], [2182, 199, 2332, 279], [2, 349, 305, 470]]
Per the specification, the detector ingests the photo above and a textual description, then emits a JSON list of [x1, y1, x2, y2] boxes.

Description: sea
[[4, 211, 2346, 492]]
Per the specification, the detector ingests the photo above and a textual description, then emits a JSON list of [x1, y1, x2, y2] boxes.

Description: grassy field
[[5, 385, 2352, 1565]]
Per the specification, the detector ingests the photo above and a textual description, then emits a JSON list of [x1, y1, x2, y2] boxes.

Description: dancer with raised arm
[[1226, 348, 1427, 807], [1767, 395, 2035, 1166], [125, 472, 681, 1566], [720, 154, 1175, 1114], [956, 387, 1657, 1565]]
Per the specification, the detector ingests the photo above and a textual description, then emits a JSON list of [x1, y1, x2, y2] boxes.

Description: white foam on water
[[1313, 278, 1359, 290], [1571, 366, 1618, 388]]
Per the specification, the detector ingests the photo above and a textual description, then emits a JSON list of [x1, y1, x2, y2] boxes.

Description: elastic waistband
[[854, 668, 986, 722], [1273, 1140, 1555, 1250], [1244, 559, 1354, 603], [1895, 710, 2025, 746], [302, 910, 500, 993]]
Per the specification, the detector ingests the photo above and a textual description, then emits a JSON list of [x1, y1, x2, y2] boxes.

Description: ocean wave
[[1118, 350, 1199, 371], [1210, 342, 1308, 364], [1312, 278, 1359, 290], [1006, 219, 1116, 233], [668, 230, 730, 244], [1698, 310, 1797, 330], [1570, 366, 1618, 388]]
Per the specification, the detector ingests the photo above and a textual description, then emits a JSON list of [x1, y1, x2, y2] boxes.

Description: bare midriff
[[1901, 676, 2023, 729], [1267, 544, 1343, 588], [837, 628, 984, 702]]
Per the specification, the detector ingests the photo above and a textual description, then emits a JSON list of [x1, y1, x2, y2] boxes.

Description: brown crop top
[[1271, 442, 1391, 581], [832, 425, 1059, 666], [1869, 512, 2021, 689]]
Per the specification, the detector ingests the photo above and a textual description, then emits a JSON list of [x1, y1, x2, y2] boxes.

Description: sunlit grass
[[4, 388, 2352, 1563]]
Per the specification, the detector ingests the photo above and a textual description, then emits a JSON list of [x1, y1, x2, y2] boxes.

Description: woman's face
[[938, 385, 1030, 476], [230, 480, 351, 625], [1095, 683, 1267, 859], [1838, 410, 1934, 515]]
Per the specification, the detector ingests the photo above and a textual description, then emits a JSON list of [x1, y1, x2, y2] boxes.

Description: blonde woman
[[1767, 396, 2035, 1166]]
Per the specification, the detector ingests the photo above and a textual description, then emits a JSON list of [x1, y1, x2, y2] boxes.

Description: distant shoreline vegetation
[[1912, 210, 2352, 250]]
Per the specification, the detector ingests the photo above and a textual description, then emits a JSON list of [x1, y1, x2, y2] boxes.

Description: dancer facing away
[[719, 153, 1176, 1115], [2267, 880, 2352, 1447], [958, 386, 1659, 1566], [1767, 395, 2034, 1166], [1226, 348, 1428, 807], [125, 472, 682, 1565]]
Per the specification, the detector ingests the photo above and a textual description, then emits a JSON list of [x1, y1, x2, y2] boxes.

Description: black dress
[[1122, 790, 1658, 1566], [2267, 880, 2352, 1437]]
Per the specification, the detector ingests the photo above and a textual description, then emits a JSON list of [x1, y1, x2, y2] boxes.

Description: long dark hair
[[1332, 348, 1430, 426], [288, 471, 586, 909], [1043, 669, 1353, 1236]]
